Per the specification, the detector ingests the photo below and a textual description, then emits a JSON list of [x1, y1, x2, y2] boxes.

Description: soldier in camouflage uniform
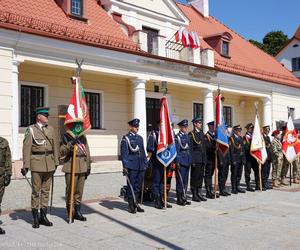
[[21, 107, 59, 228], [271, 130, 283, 187], [0, 137, 12, 234]]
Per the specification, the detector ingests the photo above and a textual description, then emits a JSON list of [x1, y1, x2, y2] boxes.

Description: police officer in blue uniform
[[120, 118, 147, 214], [175, 119, 192, 206], [188, 117, 207, 202], [204, 121, 219, 199], [229, 125, 246, 194]]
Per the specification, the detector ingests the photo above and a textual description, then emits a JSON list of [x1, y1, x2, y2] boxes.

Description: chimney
[[189, 0, 209, 18]]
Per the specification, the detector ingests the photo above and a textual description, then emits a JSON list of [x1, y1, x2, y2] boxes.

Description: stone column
[[203, 88, 214, 133], [11, 56, 23, 160], [263, 96, 272, 129], [132, 78, 147, 145]]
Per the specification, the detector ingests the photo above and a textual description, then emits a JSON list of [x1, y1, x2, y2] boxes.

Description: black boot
[[32, 209, 39, 228], [154, 195, 163, 209], [39, 208, 53, 227], [246, 182, 255, 192], [176, 192, 185, 206], [160, 195, 172, 208], [182, 192, 191, 205], [74, 204, 87, 221], [236, 186, 246, 193], [136, 204, 145, 212], [197, 188, 207, 201], [191, 188, 201, 202], [231, 182, 238, 194], [0, 227, 5, 235], [128, 198, 136, 214], [66, 204, 74, 223]]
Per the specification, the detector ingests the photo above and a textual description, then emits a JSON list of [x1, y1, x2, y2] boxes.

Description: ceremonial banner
[[282, 116, 300, 163], [250, 115, 268, 164], [156, 96, 177, 167], [64, 76, 91, 138], [215, 93, 229, 154]]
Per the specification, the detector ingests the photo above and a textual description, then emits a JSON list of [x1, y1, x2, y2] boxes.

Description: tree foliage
[[249, 31, 289, 56]]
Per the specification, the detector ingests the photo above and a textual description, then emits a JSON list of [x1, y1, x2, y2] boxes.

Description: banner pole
[[214, 143, 218, 198], [259, 163, 262, 192], [69, 144, 77, 224], [164, 167, 167, 209], [290, 163, 292, 186]]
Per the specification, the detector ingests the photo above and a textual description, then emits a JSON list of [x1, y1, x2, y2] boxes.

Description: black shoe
[[0, 227, 5, 235], [32, 209, 39, 229], [224, 191, 231, 196], [136, 204, 145, 213], [176, 193, 185, 206], [39, 208, 53, 227], [74, 204, 87, 221], [206, 191, 214, 199], [237, 187, 246, 193], [128, 199, 136, 214], [219, 191, 228, 197], [246, 186, 255, 192], [154, 196, 163, 209], [231, 189, 238, 194], [191, 189, 201, 202]]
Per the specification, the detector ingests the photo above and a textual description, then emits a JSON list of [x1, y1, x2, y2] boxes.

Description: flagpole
[[164, 166, 167, 209], [259, 163, 262, 192], [69, 144, 77, 224], [290, 163, 292, 186], [214, 143, 218, 198]]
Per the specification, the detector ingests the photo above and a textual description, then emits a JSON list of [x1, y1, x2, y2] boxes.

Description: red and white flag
[[282, 116, 300, 163], [250, 115, 268, 164]]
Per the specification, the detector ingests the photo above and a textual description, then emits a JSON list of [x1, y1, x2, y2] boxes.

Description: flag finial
[[75, 58, 84, 77]]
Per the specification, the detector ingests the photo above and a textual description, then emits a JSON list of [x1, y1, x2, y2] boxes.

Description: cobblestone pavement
[[0, 172, 300, 250]]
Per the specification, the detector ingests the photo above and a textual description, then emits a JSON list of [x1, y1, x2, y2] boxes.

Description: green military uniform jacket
[[0, 137, 12, 176], [23, 124, 59, 172], [271, 138, 283, 165], [60, 134, 91, 174]]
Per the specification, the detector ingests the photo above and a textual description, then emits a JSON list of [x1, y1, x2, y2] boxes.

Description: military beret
[[245, 123, 254, 129], [35, 106, 50, 117], [271, 130, 280, 136], [191, 117, 202, 123], [207, 121, 214, 126], [177, 119, 188, 127], [128, 118, 140, 128], [233, 124, 242, 131]]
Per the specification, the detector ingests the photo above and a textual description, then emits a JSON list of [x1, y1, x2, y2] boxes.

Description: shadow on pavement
[[98, 199, 128, 211], [83, 203, 185, 250]]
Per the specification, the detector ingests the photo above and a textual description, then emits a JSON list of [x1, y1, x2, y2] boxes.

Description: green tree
[[249, 31, 289, 56]]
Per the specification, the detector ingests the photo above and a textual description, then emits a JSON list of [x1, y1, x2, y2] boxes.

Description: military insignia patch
[[24, 128, 30, 137]]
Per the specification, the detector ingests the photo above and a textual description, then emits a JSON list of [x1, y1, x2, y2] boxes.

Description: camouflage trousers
[[292, 159, 300, 179], [0, 175, 5, 214], [272, 157, 283, 181]]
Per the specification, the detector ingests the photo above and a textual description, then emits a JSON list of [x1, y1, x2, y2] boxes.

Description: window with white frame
[[71, 0, 83, 16], [20, 85, 45, 127], [85, 91, 102, 129], [223, 106, 232, 127], [193, 102, 203, 121]]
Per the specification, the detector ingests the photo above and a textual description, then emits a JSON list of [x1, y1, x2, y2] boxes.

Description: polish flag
[[282, 116, 300, 163]]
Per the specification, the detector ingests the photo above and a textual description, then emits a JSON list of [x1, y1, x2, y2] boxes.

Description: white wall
[[276, 38, 300, 78]]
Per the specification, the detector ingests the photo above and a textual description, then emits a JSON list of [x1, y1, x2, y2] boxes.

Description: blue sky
[[176, 0, 300, 41]]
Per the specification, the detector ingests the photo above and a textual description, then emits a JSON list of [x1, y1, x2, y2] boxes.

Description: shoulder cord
[[191, 131, 202, 145], [29, 127, 46, 146], [230, 136, 241, 149], [125, 136, 140, 152], [177, 134, 189, 150]]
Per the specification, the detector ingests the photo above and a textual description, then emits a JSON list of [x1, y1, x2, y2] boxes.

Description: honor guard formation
[[0, 109, 299, 233]]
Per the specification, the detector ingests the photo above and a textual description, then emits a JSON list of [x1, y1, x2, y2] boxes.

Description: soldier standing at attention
[[21, 107, 59, 228], [188, 117, 207, 202], [243, 123, 260, 191], [60, 132, 91, 221], [262, 125, 272, 189], [280, 126, 290, 186], [204, 121, 219, 199], [229, 125, 246, 194], [121, 119, 147, 214], [175, 119, 192, 206], [0, 137, 12, 234], [271, 130, 283, 188]]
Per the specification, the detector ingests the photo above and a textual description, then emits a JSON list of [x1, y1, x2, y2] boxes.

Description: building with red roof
[[0, 0, 300, 174]]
